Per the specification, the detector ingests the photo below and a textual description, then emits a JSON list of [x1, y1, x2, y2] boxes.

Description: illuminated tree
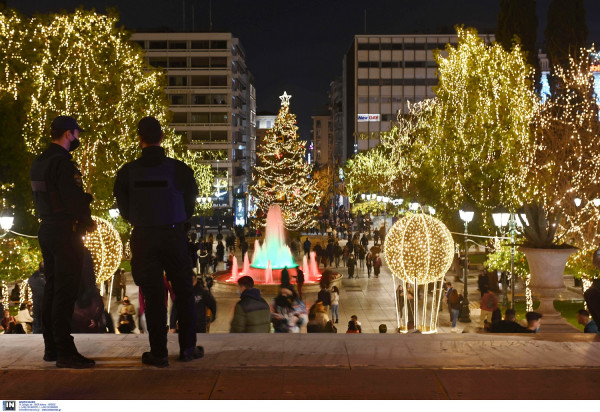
[[0, 237, 42, 283], [250, 92, 320, 231], [529, 47, 600, 277], [422, 27, 537, 227], [0, 9, 213, 218]]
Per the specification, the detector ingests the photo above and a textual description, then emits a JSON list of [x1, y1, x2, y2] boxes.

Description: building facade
[[130, 32, 255, 225], [328, 78, 344, 164], [343, 33, 494, 158], [310, 105, 331, 168]]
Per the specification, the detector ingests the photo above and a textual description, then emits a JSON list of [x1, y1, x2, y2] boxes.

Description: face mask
[[69, 136, 80, 152]]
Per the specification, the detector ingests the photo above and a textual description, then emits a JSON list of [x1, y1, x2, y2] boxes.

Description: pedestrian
[[191, 275, 216, 333], [525, 312, 542, 332], [584, 278, 600, 325], [216, 241, 225, 270], [30, 115, 96, 368], [373, 230, 380, 246], [333, 242, 342, 268], [448, 288, 461, 331], [117, 268, 127, 302], [358, 245, 366, 270], [326, 242, 334, 267], [101, 296, 114, 333], [198, 249, 209, 276], [445, 282, 455, 323], [347, 253, 357, 279], [577, 309, 599, 333], [318, 284, 332, 314], [113, 116, 202, 367], [490, 308, 530, 333], [330, 285, 340, 324], [479, 287, 498, 328], [112, 268, 122, 302], [346, 315, 361, 333], [230, 276, 271, 333], [118, 306, 135, 334], [271, 285, 307, 333], [296, 268, 305, 301], [240, 238, 249, 260], [16, 303, 34, 333], [303, 237, 311, 256], [342, 245, 349, 267], [360, 233, 368, 249], [366, 252, 373, 278], [28, 262, 46, 334], [373, 254, 382, 278]]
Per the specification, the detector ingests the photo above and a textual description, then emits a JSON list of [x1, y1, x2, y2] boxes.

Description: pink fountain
[[223, 204, 321, 285]]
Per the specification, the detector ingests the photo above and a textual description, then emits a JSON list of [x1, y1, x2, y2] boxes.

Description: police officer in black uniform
[[30, 115, 96, 369], [113, 116, 202, 367]]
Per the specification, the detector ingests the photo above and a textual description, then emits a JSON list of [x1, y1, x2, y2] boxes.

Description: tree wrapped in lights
[[0, 9, 213, 216], [0, 237, 42, 283], [528, 47, 600, 277], [250, 92, 320, 231], [423, 27, 537, 227]]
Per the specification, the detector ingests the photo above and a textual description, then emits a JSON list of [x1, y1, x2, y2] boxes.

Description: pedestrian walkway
[[111, 236, 586, 334]]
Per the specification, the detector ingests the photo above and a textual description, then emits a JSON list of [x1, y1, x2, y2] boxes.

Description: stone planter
[[518, 247, 578, 332]]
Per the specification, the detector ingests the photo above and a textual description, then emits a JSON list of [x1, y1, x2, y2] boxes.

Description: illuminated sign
[[357, 113, 380, 122]]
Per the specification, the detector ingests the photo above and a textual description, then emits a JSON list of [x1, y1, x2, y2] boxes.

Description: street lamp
[[492, 204, 510, 307], [427, 206, 436, 215], [0, 212, 14, 232], [109, 208, 119, 221], [458, 204, 474, 323], [574, 197, 582, 207], [408, 200, 420, 212]]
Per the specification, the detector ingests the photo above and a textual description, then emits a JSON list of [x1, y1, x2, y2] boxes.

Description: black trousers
[[38, 223, 83, 357], [131, 224, 197, 358]]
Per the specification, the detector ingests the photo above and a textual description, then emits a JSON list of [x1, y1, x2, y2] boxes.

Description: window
[[211, 75, 227, 87], [191, 131, 210, 142], [212, 94, 227, 104], [191, 112, 210, 123], [211, 57, 228, 68], [191, 57, 209, 68], [168, 76, 187, 86], [211, 131, 228, 142], [191, 40, 210, 49], [403, 43, 426, 50], [169, 95, 186, 105], [169, 57, 187, 68], [381, 114, 395, 121], [171, 112, 187, 123], [404, 61, 427, 68], [191, 76, 209, 86], [133, 40, 145, 49], [148, 41, 167, 49], [192, 95, 209, 105], [210, 40, 227, 49], [148, 57, 167, 68], [211, 112, 228, 123], [357, 43, 380, 50], [358, 61, 380, 68], [169, 41, 187, 49]]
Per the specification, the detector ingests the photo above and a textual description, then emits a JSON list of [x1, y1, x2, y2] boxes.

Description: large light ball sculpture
[[83, 216, 123, 284], [384, 213, 455, 333]]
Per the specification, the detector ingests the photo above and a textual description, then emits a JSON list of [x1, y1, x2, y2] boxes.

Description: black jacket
[[113, 146, 198, 224]]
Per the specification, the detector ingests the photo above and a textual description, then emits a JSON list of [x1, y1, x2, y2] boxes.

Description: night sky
[[11, 0, 600, 139]]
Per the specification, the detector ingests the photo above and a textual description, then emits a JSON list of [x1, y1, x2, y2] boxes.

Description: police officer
[[113, 116, 202, 367], [30, 115, 96, 369]]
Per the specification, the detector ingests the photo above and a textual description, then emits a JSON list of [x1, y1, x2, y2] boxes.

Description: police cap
[[51, 116, 84, 134]]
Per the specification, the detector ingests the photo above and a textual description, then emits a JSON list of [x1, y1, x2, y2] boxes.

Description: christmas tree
[[251, 92, 320, 231]]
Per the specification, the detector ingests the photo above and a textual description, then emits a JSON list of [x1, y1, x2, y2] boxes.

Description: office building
[[343, 33, 494, 158], [131, 32, 255, 225]]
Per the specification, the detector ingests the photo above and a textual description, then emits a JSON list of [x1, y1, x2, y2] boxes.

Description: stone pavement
[[1, 333, 599, 399]]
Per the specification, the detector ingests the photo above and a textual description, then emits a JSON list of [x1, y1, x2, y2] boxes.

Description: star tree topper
[[279, 91, 292, 107]]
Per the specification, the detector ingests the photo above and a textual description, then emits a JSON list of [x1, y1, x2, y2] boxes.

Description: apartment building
[[131, 32, 255, 225], [343, 33, 494, 158]]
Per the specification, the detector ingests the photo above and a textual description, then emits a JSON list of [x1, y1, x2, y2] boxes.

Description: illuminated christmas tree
[[251, 92, 320, 231]]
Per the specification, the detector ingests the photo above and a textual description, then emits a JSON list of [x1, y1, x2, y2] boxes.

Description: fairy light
[[0, 236, 42, 283], [1, 280, 9, 309], [250, 91, 321, 230], [384, 213, 454, 333], [83, 216, 122, 284], [0, 10, 213, 215]]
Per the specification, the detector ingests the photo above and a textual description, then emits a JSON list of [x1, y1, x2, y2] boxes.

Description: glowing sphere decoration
[[384, 213, 454, 285], [83, 216, 123, 283]]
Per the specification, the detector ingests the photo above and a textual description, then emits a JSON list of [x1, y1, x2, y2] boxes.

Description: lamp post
[[458, 205, 474, 323], [0, 208, 14, 238], [492, 204, 510, 307]]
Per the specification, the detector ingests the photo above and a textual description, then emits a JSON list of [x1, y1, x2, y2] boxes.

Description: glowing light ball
[[384, 213, 454, 285], [83, 216, 123, 283]]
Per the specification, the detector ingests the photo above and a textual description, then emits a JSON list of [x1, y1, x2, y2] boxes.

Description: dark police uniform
[[30, 142, 94, 359], [113, 145, 199, 360]]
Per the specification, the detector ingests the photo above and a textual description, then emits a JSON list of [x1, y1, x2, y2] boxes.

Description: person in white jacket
[[17, 303, 33, 333]]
